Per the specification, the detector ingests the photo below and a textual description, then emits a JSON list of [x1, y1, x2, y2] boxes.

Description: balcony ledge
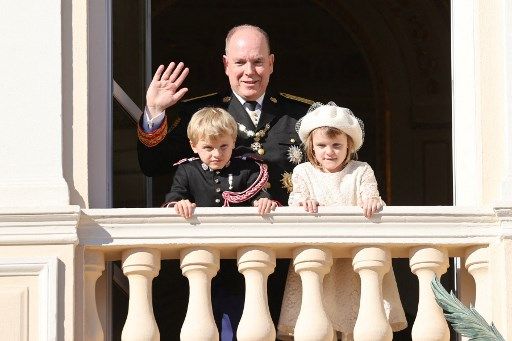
[[78, 206, 511, 259]]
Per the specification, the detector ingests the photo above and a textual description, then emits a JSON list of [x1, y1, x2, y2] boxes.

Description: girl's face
[[312, 129, 349, 172]]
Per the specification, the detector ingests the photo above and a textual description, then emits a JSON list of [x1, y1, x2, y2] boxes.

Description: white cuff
[[142, 107, 165, 132]]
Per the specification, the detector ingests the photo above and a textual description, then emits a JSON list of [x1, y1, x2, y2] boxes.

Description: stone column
[[237, 246, 276, 341], [180, 247, 220, 341], [293, 247, 334, 341], [121, 248, 161, 341], [465, 246, 490, 322], [409, 246, 449, 341], [84, 250, 105, 341], [352, 246, 392, 341]]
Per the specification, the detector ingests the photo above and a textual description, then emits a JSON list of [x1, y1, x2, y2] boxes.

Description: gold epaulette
[[182, 92, 218, 103], [280, 92, 315, 105]]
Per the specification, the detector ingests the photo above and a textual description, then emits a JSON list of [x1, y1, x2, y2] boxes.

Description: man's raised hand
[[146, 62, 189, 118]]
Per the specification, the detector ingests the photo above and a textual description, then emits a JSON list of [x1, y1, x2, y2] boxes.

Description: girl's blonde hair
[[304, 126, 356, 169], [187, 107, 238, 144]]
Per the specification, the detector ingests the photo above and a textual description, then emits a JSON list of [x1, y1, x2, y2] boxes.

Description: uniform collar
[[231, 91, 265, 108], [201, 160, 231, 172]]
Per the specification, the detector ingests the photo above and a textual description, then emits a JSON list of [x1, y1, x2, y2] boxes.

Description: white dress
[[277, 161, 407, 339]]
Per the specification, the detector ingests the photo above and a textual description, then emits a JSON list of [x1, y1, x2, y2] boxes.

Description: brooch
[[280, 171, 293, 193], [287, 145, 303, 165], [222, 96, 231, 103], [238, 123, 270, 155]]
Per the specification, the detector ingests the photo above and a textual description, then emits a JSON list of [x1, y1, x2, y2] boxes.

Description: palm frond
[[431, 277, 505, 341]]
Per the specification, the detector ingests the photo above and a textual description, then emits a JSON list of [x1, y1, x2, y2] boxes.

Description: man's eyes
[[234, 60, 263, 66]]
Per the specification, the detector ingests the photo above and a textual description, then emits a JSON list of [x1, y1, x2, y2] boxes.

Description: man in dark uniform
[[137, 24, 312, 339]]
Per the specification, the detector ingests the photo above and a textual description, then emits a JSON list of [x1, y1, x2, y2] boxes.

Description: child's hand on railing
[[254, 198, 278, 215], [360, 197, 383, 218], [174, 199, 196, 219], [299, 199, 320, 213]]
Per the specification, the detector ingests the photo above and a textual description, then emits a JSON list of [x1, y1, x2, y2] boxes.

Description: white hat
[[297, 102, 364, 151]]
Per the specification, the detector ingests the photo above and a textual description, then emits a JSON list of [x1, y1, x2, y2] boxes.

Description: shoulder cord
[[222, 163, 269, 207]]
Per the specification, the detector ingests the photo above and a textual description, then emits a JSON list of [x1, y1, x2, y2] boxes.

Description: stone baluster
[[293, 247, 334, 341], [121, 248, 161, 341], [465, 246, 491, 322], [84, 250, 105, 341], [352, 246, 392, 341], [237, 246, 276, 341], [409, 246, 449, 341], [180, 247, 220, 341]]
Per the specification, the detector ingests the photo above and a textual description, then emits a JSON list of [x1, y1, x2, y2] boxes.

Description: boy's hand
[[299, 199, 319, 213], [361, 197, 383, 218], [174, 199, 196, 219], [254, 198, 278, 215]]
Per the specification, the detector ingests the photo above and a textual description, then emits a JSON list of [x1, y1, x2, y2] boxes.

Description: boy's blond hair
[[187, 107, 238, 144], [304, 127, 356, 169]]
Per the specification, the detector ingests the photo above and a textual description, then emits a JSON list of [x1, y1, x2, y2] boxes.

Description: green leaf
[[431, 277, 505, 341]]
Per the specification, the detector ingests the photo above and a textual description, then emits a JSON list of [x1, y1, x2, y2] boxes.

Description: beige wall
[[0, 244, 76, 340]]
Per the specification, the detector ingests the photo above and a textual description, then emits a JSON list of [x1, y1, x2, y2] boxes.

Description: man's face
[[223, 28, 274, 101]]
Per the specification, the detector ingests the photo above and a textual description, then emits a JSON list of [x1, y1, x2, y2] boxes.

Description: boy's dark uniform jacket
[[164, 157, 271, 206], [137, 90, 312, 204]]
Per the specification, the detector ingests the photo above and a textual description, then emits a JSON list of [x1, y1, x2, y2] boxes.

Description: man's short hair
[[187, 107, 238, 144], [225, 24, 271, 54]]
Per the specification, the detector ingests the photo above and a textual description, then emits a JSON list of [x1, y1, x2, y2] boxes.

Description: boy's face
[[190, 135, 235, 170]]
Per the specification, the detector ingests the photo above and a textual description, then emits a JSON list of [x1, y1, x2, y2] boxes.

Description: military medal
[[287, 145, 303, 164], [280, 171, 293, 193], [228, 174, 233, 189], [238, 123, 270, 155]]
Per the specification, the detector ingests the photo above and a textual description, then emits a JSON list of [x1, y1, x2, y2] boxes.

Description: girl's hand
[[361, 197, 383, 218], [299, 199, 319, 213], [174, 199, 196, 219], [254, 198, 278, 215]]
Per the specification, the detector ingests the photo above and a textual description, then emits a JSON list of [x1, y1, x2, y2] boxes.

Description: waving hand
[[146, 62, 189, 118]]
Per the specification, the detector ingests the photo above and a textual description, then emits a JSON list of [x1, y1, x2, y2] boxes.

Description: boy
[[163, 107, 278, 340], [163, 106, 277, 216]]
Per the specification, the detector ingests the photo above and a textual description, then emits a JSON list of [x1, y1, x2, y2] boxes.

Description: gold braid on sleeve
[[137, 116, 169, 147]]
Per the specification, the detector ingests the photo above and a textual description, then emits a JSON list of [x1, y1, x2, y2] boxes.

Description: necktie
[[244, 101, 260, 125]]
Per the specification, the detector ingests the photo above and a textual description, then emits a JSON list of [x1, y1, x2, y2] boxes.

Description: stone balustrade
[[77, 206, 511, 340]]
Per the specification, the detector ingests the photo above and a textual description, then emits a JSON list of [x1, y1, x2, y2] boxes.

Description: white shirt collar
[[232, 92, 265, 108]]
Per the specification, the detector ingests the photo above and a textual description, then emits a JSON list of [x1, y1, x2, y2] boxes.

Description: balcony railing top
[[1, 205, 511, 258], [76, 206, 511, 259]]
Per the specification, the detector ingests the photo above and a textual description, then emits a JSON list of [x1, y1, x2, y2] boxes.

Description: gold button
[[216, 188, 221, 193], [215, 199, 221, 203], [214, 179, 219, 183], [290, 138, 295, 143]]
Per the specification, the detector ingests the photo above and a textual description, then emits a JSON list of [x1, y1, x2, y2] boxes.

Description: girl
[[277, 102, 407, 339]]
